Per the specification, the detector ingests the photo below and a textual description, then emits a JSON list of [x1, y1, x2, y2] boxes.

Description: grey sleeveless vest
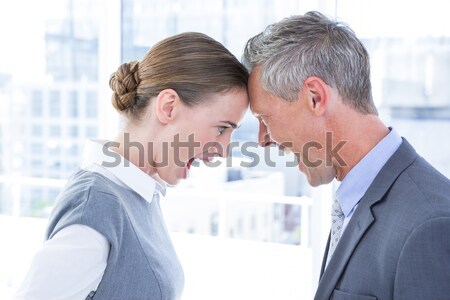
[[45, 170, 184, 300]]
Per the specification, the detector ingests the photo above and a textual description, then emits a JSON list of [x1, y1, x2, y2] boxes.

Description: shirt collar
[[336, 128, 402, 217], [81, 139, 166, 202]]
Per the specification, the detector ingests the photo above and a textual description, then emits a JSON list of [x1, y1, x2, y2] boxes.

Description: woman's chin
[[166, 176, 182, 186], [168, 169, 189, 185]]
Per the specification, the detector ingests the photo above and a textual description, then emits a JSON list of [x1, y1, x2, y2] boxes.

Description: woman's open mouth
[[186, 155, 213, 171], [187, 157, 196, 170]]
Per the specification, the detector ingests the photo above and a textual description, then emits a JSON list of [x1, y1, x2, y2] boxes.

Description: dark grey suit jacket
[[315, 139, 450, 300]]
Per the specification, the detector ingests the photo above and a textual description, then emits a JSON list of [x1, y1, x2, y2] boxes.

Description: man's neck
[[333, 113, 389, 181]]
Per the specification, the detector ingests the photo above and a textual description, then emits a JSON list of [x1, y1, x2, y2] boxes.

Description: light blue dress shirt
[[336, 128, 403, 233]]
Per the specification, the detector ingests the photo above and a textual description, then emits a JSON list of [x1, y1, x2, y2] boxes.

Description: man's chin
[[300, 165, 335, 187], [297, 161, 306, 173]]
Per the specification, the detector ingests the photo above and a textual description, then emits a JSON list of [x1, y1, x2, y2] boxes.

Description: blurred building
[[0, 0, 101, 217], [365, 37, 450, 176], [1, 0, 449, 234], [1, 0, 309, 234]]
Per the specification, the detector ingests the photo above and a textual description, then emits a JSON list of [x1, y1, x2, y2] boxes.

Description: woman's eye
[[218, 126, 228, 135]]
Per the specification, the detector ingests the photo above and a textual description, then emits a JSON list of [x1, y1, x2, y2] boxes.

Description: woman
[[15, 32, 249, 300]]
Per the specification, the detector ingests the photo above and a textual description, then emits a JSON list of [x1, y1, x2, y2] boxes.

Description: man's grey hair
[[242, 11, 377, 115]]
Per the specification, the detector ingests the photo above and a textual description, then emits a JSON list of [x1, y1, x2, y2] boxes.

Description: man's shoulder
[[389, 155, 450, 215], [402, 155, 450, 194]]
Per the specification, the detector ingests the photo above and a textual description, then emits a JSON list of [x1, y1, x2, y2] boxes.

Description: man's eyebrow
[[221, 121, 238, 129], [252, 113, 266, 119], [250, 110, 263, 117]]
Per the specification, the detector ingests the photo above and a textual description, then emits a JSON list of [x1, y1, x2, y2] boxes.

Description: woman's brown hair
[[109, 32, 249, 118]]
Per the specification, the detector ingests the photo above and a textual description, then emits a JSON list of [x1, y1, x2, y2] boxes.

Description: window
[[48, 144, 60, 155], [67, 144, 79, 157], [68, 91, 79, 118], [69, 126, 79, 138], [0, 142, 3, 173], [85, 126, 97, 138], [49, 160, 62, 171], [31, 125, 43, 136], [31, 143, 44, 155], [49, 91, 60, 117], [49, 125, 61, 137], [31, 160, 44, 169], [31, 90, 43, 117], [85, 91, 98, 118]]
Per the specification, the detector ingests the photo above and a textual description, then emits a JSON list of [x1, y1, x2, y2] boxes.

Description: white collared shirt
[[336, 128, 402, 233], [15, 140, 166, 300]]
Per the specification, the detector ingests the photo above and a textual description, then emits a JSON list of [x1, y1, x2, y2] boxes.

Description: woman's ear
[[302, 76, 330, 116], [155, 89, 180, 124]]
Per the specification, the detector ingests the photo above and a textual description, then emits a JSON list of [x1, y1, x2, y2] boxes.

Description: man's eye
[[258, 116, 268, 125]]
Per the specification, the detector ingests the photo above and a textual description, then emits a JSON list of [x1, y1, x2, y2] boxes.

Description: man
[[243, 11, 450, 300]]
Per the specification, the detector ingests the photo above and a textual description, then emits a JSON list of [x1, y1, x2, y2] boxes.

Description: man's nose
[[258, 122, 273, 147]]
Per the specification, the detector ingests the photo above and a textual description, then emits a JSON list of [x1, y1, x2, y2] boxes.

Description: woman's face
[[157, 88, 248, 185]]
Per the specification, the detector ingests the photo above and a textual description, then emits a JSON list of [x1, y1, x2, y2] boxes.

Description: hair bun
[[109, 61, 140, 111]]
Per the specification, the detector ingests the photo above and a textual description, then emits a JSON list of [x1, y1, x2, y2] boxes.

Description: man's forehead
[[248, 67, 262, 88], [248, 86, 261, 115], [248, 69, 264, 110], [249, 83, 275, 117]]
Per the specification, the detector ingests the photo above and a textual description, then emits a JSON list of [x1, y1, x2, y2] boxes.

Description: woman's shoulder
[[60, 169, 126, 203], [46, 170, 128, 239]]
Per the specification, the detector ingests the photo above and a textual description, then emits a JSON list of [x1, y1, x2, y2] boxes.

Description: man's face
[[248, 69, 336, 187]]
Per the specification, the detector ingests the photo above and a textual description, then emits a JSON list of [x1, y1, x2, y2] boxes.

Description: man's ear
[[302, 76, 330, 116], [155, 89, 180, 124]]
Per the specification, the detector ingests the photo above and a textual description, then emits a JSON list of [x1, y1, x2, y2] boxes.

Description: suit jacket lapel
[[315, 196, 375, 299], [319, 234, 331, 279], [314, 139, 418, 300]]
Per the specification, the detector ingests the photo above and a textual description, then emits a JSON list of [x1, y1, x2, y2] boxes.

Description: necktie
[[326, 197, 344, 266]]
